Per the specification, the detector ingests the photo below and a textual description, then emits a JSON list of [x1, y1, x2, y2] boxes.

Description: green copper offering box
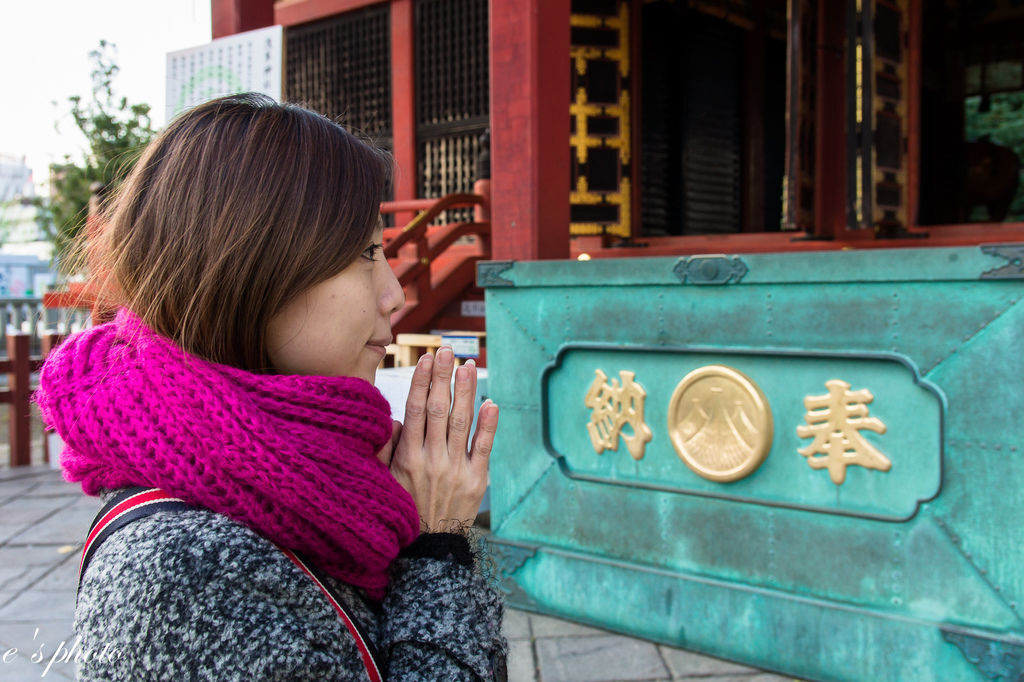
[[480, 246, 1024, 682]]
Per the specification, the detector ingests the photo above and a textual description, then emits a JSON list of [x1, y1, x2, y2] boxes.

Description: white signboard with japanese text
[[165, 25, 283, 122]]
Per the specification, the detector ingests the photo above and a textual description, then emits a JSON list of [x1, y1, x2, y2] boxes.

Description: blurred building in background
[[0, 154, 52, 266]]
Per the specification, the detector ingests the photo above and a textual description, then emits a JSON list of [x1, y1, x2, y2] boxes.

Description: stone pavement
[[0, 467, 798, 681]]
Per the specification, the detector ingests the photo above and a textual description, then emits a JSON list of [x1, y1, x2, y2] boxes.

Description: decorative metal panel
[[415, 0, 489, 225], [482, 245, 1024, 681], [284, 6, 392, 145], [545, 346, 942, 520], [570, 0, 633, 239]]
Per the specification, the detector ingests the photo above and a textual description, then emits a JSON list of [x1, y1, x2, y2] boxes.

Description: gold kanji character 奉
[[796, 379, 891, 485], [584, 369, 652, 460]]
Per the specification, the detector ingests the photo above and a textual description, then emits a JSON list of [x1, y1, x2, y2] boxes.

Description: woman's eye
[[362, 243, 383, 261]]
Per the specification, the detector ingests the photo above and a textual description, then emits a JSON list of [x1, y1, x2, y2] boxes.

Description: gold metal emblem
[[667, 365, 773, 482], [584, 369, 652, 460], [797, 379, 890, 485]]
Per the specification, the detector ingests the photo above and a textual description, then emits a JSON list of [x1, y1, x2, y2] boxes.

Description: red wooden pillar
[[391, 0, 418, 225], [490, 0, 571, 261], [7, 335, 31, 467], [814, 0, 849, 239], [212, 0, 275, 39]]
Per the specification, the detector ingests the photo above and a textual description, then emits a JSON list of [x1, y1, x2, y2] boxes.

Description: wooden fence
[[0, 296, 89, 467], [1, 332, 62, 467]]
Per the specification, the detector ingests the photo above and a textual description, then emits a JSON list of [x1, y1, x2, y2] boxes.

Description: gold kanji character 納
[[584, 369, 652, 460], [796, 379, 890, 485]]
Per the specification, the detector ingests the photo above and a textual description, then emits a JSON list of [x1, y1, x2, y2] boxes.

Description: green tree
[[35, 40, 155, 267]]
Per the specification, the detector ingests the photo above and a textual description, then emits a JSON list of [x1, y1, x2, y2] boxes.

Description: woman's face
[[266, 226, 404, 384]]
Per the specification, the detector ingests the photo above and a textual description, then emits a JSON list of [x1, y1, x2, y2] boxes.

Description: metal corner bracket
[[477, 261, 516, 288], [942, 626, 1024, 680], [980, 244, 1024, 279]]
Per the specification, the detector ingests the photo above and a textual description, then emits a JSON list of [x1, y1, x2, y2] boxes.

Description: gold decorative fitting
[[584, 368, 652, 460], [667, 365, 773, 482], [797, 379, 891, 485], [569, 1, 632, 239], [569, 2, 629, 76]]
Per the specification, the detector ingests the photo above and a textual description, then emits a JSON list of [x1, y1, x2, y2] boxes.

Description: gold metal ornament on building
[[797, 379, 891, 485], [667, 365, 774, 482], [584, 368, 652, 460]]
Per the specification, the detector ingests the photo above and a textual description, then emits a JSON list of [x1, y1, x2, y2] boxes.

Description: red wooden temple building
[[211, 0, 1024, 267]]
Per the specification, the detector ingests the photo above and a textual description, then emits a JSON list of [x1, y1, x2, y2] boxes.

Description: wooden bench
[[384, 332, 487, 368]]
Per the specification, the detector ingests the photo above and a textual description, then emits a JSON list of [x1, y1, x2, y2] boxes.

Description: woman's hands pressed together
[[378, 347, 499, 534]]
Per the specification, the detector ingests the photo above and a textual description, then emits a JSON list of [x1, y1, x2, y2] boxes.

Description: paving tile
[[0, 525, 29, 546], [0, 477, 49, 505], [0, 565, 58, 593], [503, 608, 532, 639], [530, 613, 611, 638], [0, 467, 50, 483], [0, 495, 72, 527], [507, 638, 536, 682], [6, 497, 99, 545], [536, 635, 669, 682], [0, 590, 75, 624], [20, 480, 78, 499], [659, 646, 765, 678], [31, 555, 79, 593], [0, 544, 74, 568], [0, 568, 24, 593]]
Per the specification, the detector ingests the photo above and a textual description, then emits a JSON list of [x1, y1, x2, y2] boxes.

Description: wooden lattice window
[[416, 0, 490, 224], [284, 6, 393, 146]]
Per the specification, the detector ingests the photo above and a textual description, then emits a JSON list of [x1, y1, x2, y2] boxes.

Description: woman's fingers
[[448, 360, 478, 457], [392, 347, 497, 531], [425, 346, 455, 451], [469, 399, 499, 479], [402, 353, 434, 444]]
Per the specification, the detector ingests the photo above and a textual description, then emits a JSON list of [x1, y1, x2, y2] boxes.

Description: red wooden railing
[[41, 282, 100, 315], [380, 192, 490, 333]]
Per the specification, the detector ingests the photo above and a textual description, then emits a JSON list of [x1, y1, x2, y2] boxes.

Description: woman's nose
[[380, 260, 406, 315]]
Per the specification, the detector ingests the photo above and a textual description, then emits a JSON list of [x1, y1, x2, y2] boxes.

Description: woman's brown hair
[[93, 92, 392, 371]]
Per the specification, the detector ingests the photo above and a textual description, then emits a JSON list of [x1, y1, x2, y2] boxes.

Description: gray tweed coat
[[75, 506, 507, 681]]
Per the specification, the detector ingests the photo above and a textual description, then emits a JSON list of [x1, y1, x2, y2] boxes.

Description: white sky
[[0, 0, 213, 190]]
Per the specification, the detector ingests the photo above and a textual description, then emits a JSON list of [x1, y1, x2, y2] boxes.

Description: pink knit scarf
[[36, 309, 420, 598]]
